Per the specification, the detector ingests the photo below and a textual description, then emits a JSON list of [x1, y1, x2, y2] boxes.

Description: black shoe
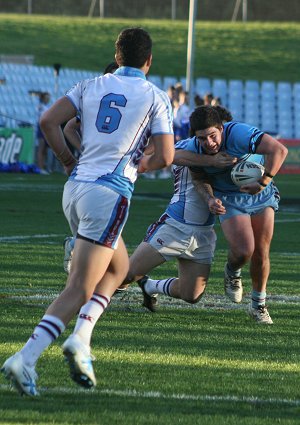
[[112, 287, 128, 297], [137, 276, 158, 312]]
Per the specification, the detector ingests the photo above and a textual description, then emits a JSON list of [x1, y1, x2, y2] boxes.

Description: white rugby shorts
[[62, 180, 130, 249], [144, 214, 216, 264]]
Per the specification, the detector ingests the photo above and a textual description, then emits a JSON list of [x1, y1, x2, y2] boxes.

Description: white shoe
[[224, 265, 243, 303], [39, 169, 49, 175], [63, 236, 73, 274], [248, 304, 273, 324], [62, 334, 96, 389], [1, 352, 39, 397]]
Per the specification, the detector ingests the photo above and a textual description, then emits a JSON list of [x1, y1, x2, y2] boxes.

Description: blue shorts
[[215, 183, 280, 223]]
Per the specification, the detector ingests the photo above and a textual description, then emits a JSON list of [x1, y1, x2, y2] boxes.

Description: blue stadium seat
[[278, 119, 294, 139], [244, 80, 260, 102], [195, 77, 211, 97], [261, 81, 276, 102], [244, 101, 260, 127], [294, 120, 300, 139], [147, 75, 163, 89], [163, 76, 178, 91], [212, 79, 227, 106]]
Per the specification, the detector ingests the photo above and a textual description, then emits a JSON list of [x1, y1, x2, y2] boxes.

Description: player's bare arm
[[40, 96, 78, 175], [174, 150, 237, 168], [240, 134, 288, 195], [190, 169, 226, 215], [63, 117, 82, 153], [138, 134, 174, 173]]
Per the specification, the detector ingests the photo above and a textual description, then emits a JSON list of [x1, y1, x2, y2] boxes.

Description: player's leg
[[123, 241, 166, 312], [62, 237, 128, 388], [175, 258, 210, 303], [125, 241, 166, 284], [70, 237, 129, 348], [60, 186, 130, 387], [248, 207, 274, 324], [221, 214, 255, 303], [136, 221, 215, 308], [1, 239, 114, 395]]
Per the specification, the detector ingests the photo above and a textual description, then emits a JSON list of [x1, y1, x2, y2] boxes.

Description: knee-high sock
[[20, 314, 65, 366], [144, 277, 176, 297], [73, 293, 110, 346]]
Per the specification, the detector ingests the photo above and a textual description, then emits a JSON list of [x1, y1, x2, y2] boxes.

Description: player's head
[[103, 61, 118, 75], [115, 27, 152, 71], [213, 105, 233, 123], [189, 105, 224, 154]]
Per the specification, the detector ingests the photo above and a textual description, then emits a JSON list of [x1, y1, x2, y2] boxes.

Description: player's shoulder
[[175, 136, 198, 152]]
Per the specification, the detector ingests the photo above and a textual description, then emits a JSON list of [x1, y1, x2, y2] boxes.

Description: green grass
[[0, 14, 299, 81], [0, 173, 299, 424]]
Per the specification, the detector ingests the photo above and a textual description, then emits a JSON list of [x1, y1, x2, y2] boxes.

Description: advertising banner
[[278, 139, 300, 174], [0, 127, 34, 164]]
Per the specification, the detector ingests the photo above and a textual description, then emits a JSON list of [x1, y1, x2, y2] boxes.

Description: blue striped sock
[[251, 290, 266, 309]]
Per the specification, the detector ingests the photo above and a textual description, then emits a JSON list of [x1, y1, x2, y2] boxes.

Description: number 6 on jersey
[[96, 93, 127, 134]]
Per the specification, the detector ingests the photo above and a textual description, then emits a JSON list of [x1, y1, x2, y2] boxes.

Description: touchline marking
[[0, 234, 64, 242], [0, 384, 299, 406], [4, 288, 300, 310]]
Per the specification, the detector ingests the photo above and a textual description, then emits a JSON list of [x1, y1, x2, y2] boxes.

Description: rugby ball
[[231, 161, 265, 187]]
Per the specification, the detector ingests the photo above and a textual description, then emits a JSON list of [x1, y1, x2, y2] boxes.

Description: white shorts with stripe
[[144, 214, 216, 264], [62, 180, 130, 249]]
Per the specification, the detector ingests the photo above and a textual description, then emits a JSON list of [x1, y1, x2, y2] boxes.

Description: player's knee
[[182, 291, 205, 304], [123, 270, 136, 285]]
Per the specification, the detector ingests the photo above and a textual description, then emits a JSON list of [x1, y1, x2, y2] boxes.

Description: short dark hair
[[115, 27, 152, 68], [189, 105, 222, 136], [213, 105, 233, 123], [103, 61, 118, 75]]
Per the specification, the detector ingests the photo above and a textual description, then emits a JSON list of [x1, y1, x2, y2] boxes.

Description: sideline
[[0, 383, 299, 406]]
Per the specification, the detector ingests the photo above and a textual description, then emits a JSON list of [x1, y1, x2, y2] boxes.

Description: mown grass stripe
[[1, 384, 299, 406]]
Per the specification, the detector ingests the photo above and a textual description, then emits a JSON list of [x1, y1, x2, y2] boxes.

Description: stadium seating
[[211, 79, 228, 106], [0, 63, 299, 138], [195, 77, 211, 97]]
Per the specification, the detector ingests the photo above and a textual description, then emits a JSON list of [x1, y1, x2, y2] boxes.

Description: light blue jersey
[[166, 138, 215, 226], [190, 121, 280, 221], [195, 121, 265, 194]]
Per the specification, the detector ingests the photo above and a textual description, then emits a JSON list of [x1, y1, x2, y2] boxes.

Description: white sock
[[73, 293, 110, 346], [145, 278, 176, 297], [20, 314, 65, 367]]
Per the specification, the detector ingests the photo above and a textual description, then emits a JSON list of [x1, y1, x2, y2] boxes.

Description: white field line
[[0, 383, 299, 407], [2, 287, 300, 310], [0, 234, 64, 242]]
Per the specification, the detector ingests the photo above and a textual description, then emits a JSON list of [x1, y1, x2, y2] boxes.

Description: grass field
[[0, 14, 300, 82], [0, 172, 299, 424]]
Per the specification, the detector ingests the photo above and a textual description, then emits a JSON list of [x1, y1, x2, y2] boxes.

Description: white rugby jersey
[[166, 138, 215, 227], [66, 67, 173, 197]]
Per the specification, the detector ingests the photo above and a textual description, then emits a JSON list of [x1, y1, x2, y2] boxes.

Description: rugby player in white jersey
[[1, 27, 175, 396]]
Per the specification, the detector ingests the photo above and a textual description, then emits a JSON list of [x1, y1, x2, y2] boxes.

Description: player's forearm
[[64, 129, 81, 152], [262, 145, 289, 179], [173, 150, 213, 167], [40, 121, 76, 168]]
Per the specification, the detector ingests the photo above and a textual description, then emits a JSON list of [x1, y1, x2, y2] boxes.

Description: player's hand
[[63, 160, 77, 176], [208, 197, 226, 215], [137, 156, 149, 174], [239, 182, 263, 195], [210, 152, 237, 168]]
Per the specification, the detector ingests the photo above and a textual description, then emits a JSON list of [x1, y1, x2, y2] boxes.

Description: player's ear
[[146, 54, 152, 67]]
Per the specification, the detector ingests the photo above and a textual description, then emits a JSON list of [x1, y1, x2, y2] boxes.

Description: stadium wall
[[0, 0, 299, 21]]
